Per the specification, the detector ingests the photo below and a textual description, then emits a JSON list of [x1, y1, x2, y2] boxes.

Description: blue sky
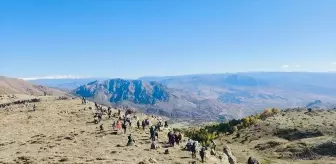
[[1, 0, 336, 79]]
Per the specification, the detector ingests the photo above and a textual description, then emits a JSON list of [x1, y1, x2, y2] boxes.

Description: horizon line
[[17, 71, 336, 80]]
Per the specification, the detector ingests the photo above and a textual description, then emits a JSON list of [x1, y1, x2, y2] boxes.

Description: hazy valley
[[30, 72, 336, 121]]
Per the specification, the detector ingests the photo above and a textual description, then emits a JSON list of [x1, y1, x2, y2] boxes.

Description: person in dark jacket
[[122, 123, 127, 134], [191, 142, 197, 159], [137, 120, 140, 129], [200, 146, 206, 163]]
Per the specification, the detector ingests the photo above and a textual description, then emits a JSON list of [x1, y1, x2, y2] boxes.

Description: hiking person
[[164, 121, 168, 128], [177, 132, 182, 145], [191, 142, 197, 159], [211, 139, 216, 150], [185, 139, 192, 151], [33, 104, 36, 111], [112, 121, 116, 129], [118, 109, 121, 116], [142, 120, 146, 130], [107, 107, 111, 118], [155, 130, 159, 140], [150, 126, 156, 141], [98, 113, 102, 123], [126, 116, 132, 127], [116, 120, 122, 131], [127, 134, 135, 146], [145, 119, 150, 126], [168, 131, 175, 146], [157, 121, 162, 131], [174, 132, 178, 145], [122, 122, 127, 134], [200, 146, 206, 163], [167, 131, 172, 143], [137, 120, 140, 129], [175, 132, 182, 145]]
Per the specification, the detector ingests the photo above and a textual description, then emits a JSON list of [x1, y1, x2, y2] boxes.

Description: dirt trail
[[0, 96, 223, 164]]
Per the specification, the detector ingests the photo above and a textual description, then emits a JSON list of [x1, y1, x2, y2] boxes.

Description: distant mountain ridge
[[29, 78, 109, 90], [73, 79, 169, 105], [72, 78, 237, 121], [35, 72, 336, 121]]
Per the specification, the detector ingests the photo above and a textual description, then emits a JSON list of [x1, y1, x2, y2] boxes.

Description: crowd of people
[[88, 101, 235, 163]]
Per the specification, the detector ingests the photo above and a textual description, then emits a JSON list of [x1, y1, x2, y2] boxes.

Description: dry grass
[[214, 109, 336, 164], [0, 95, 223, 164]]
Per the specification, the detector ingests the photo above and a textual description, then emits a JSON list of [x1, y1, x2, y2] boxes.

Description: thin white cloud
[[332, 61, 336, 65], [281, 65, 289, 68], [295, 64, 301, 68], [20, 75, 92, 80]]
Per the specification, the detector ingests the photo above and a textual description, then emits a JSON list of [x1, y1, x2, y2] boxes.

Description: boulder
[[164, 149, 170, 154], [247, 157, 260, 164], [219, 153, 230, 164], [148, 158, 158, 163], [223, 145, 237, 164], [151, 142, 157, 149], [210, 149, 216, 156]]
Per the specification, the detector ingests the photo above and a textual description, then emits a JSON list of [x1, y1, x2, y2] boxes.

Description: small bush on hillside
[[173, 128, 182, 132], [187, 107, 280, 141], [272, 108, 280, 114], [184, 128, 216, 146]]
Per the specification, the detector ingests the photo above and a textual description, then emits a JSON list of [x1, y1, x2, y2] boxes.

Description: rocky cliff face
[[73, 79, 169, 105]]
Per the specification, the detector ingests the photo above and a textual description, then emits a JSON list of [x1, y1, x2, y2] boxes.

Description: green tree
[[242, 117, 251, 127]]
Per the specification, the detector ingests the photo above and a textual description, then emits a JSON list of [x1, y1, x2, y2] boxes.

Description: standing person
[[211, 139, 216, 150], [126, 116, 132, 127], [171, 134, 175, 147], [142, 120, 146, 130], [150, 126, 156, 141], [185, 139, 192, 151], [200, 146, 206, 163], [191, 142, 197, 159], [168, 131, 175, 146], [112, 121, 116, 130], [122, 122, 127, 134], [175, 132, 182, 145], [155, 130, 159, 140], [177, 132, 183, 145], [116, 120, 122, 131], [118, 109, 121, 117], [167, 131, 172, 144], [137, 120, 141, 129], [174, 132, 179, 145], [164, 121, 168, 128]]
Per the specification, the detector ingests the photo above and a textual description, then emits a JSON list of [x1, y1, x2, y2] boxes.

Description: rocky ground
[[212, 108, 336, 164], [0, 95, 224, 164], [1, 94, 336, 164]]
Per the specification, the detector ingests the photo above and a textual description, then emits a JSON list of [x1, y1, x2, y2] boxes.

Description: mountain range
[[29, 72, 336, 121]]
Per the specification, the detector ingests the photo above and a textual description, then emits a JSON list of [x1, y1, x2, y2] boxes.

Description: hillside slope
[[0, 76, 66, 96], [0, 95, 225, 164], [206, 108, 336, 164]]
